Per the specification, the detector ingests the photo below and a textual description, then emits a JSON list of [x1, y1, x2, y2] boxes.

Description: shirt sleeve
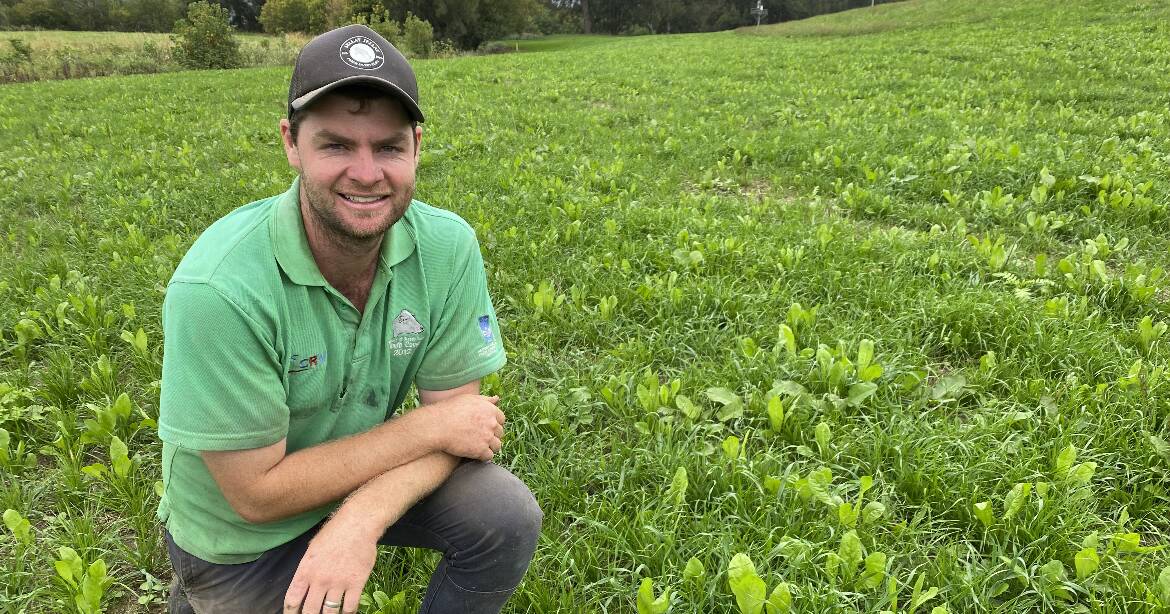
[[414, 236, 507, 391], [158, 282, 289, 450]]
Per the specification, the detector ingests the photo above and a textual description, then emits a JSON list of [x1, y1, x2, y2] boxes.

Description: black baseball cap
[[288, 24, 424, 123]]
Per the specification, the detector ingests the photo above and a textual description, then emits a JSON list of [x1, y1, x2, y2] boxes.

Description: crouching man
[[156, 24, 541, 614]]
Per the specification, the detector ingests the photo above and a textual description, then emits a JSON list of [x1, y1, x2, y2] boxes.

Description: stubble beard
[[300, 174, 414, 250]]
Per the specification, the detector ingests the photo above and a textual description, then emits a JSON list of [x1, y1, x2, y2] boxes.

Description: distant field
[[493, 34, 621, 53], [3, 0, 1170, 612], [0, 30, 307, 82], [1, 30, 284, 48]]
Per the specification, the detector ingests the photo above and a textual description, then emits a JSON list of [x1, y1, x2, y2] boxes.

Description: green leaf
[[858, 475, 874, 499], [3, 509, 32, 545], [1074, 547, 1099, 580], [636, 577, 671, 614], [909, 573, 938, 613], [857, 339, 874, 373], [858, 364, 883, 382], [838, 501, 857, 528], [704, 387, 744, 421], [838, 530, 863, 580], [1148, 433, 1170, 462], [799, 466, 838, 507], [110, 436, 132, 479], [1002, 482, 1031, 521], [675, 395, 700, 421], [857, 551, 887, 590], [55, 546, 83, 589], [0, 428, 9, 464], [1039, 559, 1065, 582], [778, 324, 797, 356], [722, 435, 741, 460], [683, 557, 705, 582], [1066, 462, 1095, 486], [765, 582, 792, 613], [1054, 444, 1076, 478], [79, 558, 110, 613], [846, 382, 879, 407], [705, 387, 740, 405], [1109, 532, 1137, 554], [667, 466, 688, 505], [728, 553, 767, 614], [972, 501, 994, 528], [81, 463, 109, 480], [111, 393, 132, 420], [814, 422, 832, 455], [766, 396, 785, 432], [862, 501, 886, 525], [1157, 565, 1170, 605]]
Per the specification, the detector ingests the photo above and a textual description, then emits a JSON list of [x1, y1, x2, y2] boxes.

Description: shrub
[[8, 39, 32, 63], [259, 0, 312, 34], [171, 1, 241, 69], [402, 12, 433, 58], [353, 5, 403, 48]]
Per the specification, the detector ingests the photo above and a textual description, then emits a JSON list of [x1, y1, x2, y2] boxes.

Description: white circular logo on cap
[[339, 36, 384, 70]]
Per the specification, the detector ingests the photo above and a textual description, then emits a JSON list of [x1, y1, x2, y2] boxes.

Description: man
[[156, 24, 542, 614]]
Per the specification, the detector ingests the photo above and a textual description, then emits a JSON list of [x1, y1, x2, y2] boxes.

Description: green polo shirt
[[156, 178, 506, 564]]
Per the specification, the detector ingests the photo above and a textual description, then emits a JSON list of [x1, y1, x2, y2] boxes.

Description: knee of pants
[[453, 463, 543, 583]]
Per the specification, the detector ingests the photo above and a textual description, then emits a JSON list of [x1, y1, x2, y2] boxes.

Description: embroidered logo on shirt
[[478, 315, 493, 343], [390, 309, 424, 357], [288, 351, 327, 374], [393, 310, 423, 336]]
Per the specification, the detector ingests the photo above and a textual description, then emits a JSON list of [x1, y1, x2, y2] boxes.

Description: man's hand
[[424, 394, 504, 461], [283, 518, 377, 614]]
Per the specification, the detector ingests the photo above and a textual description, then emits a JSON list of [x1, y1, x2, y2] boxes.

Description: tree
[[171, 0, 241, 69]]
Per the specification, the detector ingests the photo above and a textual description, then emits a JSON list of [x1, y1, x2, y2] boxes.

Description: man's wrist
[[331, 488, 406, 543], [412, 399, 447, 454]]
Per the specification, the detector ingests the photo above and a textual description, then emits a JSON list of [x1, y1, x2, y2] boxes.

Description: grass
[[3, 0, 1170, 611]]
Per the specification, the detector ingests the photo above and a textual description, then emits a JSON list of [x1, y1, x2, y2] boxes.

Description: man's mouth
[[338, 193, 389, 206]]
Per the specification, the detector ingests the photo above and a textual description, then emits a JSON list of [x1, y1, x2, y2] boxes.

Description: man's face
[[279, 94, 422, 245]]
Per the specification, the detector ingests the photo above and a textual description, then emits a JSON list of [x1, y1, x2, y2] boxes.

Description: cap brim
[[290, 75, 425, 123]]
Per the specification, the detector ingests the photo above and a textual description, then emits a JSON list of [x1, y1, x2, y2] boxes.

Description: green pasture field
[[3, 0, 1170, 611]]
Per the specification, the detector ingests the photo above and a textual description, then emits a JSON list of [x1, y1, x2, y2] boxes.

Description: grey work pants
[[166, 461, 543, 614]]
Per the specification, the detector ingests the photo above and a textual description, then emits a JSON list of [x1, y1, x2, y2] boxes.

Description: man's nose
[[347, 148, 381, 185]]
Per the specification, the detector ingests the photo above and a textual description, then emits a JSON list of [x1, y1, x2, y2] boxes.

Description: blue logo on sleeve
[[478, 315, 493, 343]]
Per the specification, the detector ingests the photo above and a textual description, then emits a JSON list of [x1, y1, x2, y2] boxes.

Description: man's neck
[[300, 201, 382, 312]]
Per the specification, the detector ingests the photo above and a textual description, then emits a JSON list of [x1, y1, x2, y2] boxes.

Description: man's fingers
[[494, 424, 504, 438], [322, 589, 345, 614], [342, 587, 362, 614], [300, 585, 326, 614], [284, 575, 307, 611], [494, 408, 506, 426], [490, 437, 501, 452], [485, 395, 500, 404]]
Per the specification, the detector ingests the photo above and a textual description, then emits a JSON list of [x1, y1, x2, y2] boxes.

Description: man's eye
[[324, 143, 346, 151], [381, 145, 401, 153]]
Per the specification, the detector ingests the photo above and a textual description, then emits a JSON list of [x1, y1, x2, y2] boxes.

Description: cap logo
[[339, 36, 384, 70]]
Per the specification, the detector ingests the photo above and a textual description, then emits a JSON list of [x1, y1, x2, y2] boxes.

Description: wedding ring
[[323, 599, 342, 610]]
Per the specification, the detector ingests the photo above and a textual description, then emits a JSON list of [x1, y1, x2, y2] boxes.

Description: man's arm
[[202, 381, 503, 524], [282, 382, 503, 614]]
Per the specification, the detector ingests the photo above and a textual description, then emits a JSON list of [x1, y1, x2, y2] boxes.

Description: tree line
[[1, 0, 900, 48]]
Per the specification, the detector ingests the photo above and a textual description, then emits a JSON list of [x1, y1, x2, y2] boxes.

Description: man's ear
[[279, 118, 301, 171], [413, 125, 423, 164]]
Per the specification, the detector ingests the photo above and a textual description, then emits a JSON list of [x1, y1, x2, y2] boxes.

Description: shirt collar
[[272, 177, 417, 287]]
